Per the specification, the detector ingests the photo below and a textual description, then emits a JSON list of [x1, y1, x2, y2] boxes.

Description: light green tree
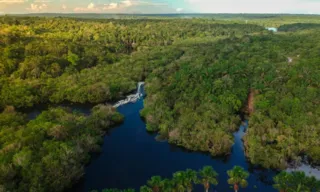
[[227, 166, 249, 192], [198, 166, 218, 192]]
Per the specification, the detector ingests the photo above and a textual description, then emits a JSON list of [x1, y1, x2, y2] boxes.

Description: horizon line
[[2, 12, 320, 15]]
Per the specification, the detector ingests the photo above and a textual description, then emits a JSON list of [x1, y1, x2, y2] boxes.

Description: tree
[[67, 50, 79, 66], [161, 178, 175, 192], [273, 172, 291, 192], [274, 171, 320, 192], [147, 176, 163, 192], [227, 166, 249, 192], [172, 171, 187, 192], [140, 185, 152, 192], [198, 166, 218, 192], [184, 169, 198, 192], [305, 174, 320, 192]]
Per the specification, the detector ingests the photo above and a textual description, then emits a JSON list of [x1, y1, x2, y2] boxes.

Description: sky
[[0, 0, 320, 14]]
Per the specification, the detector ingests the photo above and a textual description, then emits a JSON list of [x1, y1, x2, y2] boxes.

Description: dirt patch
[[247, 89, 255, 115]]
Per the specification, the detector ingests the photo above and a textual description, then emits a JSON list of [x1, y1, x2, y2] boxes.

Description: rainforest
[[0, 14, 320, 192]]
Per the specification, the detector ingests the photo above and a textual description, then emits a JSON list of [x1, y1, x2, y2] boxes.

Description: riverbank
[[18, 83, 320, 191], [70, 84, 277, 192]]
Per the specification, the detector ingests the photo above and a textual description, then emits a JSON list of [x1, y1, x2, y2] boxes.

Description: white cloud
[[0, 0, 25, 4], [73, 0, 171, 13], [75, 0, 140, 12], [62, 4, 66, 10], [33, 0, 51, 3], [74, 2, 100, 12], [26, 3, 47, 11], [121, 0, 133, 7], [176, 8, 183, 12], [103, 2, 118, 10], [185, 0, 320, 13], [87, 2, 95, 9]]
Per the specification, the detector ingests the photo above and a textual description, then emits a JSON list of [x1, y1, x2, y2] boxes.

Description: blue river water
[[71, 97, 277, 192]]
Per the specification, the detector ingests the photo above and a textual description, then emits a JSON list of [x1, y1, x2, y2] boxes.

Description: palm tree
[[147, 176, 163, 192], [140, 185, 153, 192], [185, 169, 198, 192], [198, 166, 218, 192], [273, 172, 291, 192], [172, 171, 187, 192], [227, 166, 249, 192], [161, 178, 175, 192]]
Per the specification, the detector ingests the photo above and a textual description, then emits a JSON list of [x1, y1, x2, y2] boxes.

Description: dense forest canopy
[[0, 105, 123, 191], [0, 16, 263, 108], [141, 30, 320, 165], [0, 14, 320, 192]]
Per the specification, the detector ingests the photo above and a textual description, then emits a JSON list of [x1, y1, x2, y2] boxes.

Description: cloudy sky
[[0, 0, 320, 14]]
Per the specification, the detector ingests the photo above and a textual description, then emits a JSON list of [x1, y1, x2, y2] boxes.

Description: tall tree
[[185, 169, 198, 192], [161, 178, 175, 192], [147, 176, 163, 192], [273, 172, 291, 192], [227, 166, 249, 192], [140, 185, 153, 192], [172, 171, 187, 192], [198, 166, 218, 192]]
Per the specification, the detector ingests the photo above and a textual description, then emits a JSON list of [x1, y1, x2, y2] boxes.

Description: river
[[24, 84, 320, 191], [69, 86, 277, 192]]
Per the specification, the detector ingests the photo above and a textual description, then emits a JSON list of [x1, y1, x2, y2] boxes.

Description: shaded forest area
[[0, 15, 320, 192]]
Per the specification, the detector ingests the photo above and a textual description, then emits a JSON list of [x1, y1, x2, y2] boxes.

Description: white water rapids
[[113, 82, 145, 108]]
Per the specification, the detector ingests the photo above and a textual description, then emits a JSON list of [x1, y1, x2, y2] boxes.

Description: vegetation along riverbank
[[0, 14, 319, 191], [92, 165, 320, 192]]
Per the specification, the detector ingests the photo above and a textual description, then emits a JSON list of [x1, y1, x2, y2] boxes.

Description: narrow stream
[[70, 89, 277, 192]]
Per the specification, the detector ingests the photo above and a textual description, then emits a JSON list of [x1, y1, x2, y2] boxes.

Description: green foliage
[[273, 171, 320, 192], [227, 166, 249, 191], [184, 169, 198, 192], [143, 29, 320, 167], [1, 15, 320, 192], [101, 189, 135, 192], [278, 23, 320, 32], [147, 176, 163, 192], [0, 105, 123, 192], [98, 166, 218, 192], [198, 166, 219, 191], [139, 186, 153, 192], [67, 50, 79, 66]]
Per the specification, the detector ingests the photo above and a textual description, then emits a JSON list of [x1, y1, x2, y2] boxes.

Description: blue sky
[[0, 0, 320, 14]]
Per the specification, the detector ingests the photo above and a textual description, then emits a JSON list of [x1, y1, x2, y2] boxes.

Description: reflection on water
[[287, 164, 320, 180]]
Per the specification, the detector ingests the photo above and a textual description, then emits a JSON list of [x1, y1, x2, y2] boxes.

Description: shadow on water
[[69, 96, 277, 192]]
